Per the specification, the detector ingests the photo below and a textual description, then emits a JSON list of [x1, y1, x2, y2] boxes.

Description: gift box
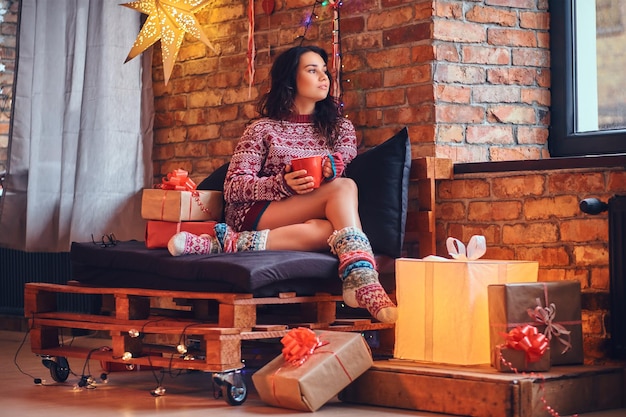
[[252, 329, 373, 412], [493, 345, 551, 373], [394, 237, 539, 365], [488, 281, 584, 366], [141, 189, 223, 222], [144, 220, 216, 249]]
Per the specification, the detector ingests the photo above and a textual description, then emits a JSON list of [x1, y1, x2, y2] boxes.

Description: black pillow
[[345, 127, 411, 258], [197, 162, 230, 191]]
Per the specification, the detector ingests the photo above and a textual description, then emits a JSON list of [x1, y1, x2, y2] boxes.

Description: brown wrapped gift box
[[144, 220, 216, 249], [493, 345, 551, 373], [141, 189, 223, 222], [252, 331, 373, 412], [488, 281, 583, 366]]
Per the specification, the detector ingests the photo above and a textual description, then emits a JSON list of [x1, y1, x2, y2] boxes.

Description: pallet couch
[[24, 127, 413, 404]]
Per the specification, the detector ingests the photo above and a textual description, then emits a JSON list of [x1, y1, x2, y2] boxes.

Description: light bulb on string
[[177, 344, 188, 354], [122, 351, 133, 361], [128, 329, 140, 338], [151, 386, 166, 396]]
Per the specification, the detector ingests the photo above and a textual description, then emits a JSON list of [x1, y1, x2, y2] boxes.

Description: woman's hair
[[257, 45, 341, 144]]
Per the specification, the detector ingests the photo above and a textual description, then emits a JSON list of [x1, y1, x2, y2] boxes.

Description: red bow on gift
[[281, 327, 327, 366], [503, 325, 549, 363], [160, 169, 197, 191]]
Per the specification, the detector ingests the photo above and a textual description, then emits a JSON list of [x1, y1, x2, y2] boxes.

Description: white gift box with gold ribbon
[[394, 236, 539, 365]]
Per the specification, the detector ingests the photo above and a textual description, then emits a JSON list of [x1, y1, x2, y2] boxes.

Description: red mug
[[291, 156, 323, 188]]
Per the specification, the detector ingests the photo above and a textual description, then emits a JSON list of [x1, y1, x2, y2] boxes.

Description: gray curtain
[[0, 0, 153, 252]]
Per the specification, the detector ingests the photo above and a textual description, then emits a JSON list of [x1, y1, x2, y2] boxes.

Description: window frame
[[549, 0, 626, 157]]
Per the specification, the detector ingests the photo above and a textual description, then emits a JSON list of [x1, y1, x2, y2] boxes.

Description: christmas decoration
[[121, 0, 217, 85]]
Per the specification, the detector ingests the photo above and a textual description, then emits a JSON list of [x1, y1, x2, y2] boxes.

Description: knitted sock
[[328, 227, 397, 323], [168, 232, 220, 256], [214, 223, 269, 252]]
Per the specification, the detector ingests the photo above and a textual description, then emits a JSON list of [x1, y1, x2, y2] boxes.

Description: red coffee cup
[[291, 156, 323, 189]]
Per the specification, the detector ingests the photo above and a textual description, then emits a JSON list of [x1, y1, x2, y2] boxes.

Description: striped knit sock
[[328, 227, 397, 323], [168, 232, 220, 256], [214, 223, 269, 252]]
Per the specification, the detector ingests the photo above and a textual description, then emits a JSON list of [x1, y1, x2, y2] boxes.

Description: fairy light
[[128, 328, 140, 338], [121, 351, 133, 361]]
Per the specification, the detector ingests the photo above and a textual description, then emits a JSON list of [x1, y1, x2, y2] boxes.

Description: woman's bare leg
[[257, 177, 361, 250]]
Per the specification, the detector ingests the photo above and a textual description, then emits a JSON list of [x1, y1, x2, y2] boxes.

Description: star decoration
[[121, 0, 217, 85]]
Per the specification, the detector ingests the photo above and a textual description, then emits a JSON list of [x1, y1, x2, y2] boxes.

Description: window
[[549, 0, 626, 157]]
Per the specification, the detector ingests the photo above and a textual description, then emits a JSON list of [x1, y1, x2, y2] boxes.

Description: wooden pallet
[[339, 359, 626, 417], [24, 282, 394, 372]]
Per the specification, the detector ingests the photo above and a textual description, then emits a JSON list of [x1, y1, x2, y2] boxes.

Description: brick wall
[[436, 166, 626, 364]]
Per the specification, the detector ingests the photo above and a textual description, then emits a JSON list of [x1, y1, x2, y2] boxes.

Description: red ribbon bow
[[160, 169, 196, 191], [503, 325, 549, 363], [280, 327, 327, 366]]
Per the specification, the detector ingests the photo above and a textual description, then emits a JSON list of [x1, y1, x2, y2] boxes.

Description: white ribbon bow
[[446, 235, 487, 260]]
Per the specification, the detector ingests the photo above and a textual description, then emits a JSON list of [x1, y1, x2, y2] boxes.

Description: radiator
[[581, 195, 626, 359], [0, 247, 97, 316]]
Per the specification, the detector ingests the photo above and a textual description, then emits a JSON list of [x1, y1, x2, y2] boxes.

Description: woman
[[168, 45, 396, 323]]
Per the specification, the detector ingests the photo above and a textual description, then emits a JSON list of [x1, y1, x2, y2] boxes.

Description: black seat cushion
[[71, 240, 342, 297]]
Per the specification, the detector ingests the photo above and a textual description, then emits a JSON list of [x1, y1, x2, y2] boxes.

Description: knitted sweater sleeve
[[223, 121, 293, 204], [333, 118, 358, 171]]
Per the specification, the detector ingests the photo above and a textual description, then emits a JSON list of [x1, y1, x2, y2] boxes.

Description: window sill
[[454, 154, 626, 175]]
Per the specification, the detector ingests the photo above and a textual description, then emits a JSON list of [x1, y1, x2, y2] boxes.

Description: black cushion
[[71, 241, 342, 296], [197, 162, 229, 191], [345, 127, 411, 258]]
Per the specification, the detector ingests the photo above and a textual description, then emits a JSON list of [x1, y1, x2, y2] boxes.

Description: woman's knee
[[325, 177, 358, 198]]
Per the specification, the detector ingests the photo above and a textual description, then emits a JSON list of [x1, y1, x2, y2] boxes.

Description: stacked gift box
[[141, 169, 223, 249], [393, 236, 584, 372]]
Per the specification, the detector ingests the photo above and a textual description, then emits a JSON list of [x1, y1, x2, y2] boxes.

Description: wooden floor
[[3, 330, 625, 417]]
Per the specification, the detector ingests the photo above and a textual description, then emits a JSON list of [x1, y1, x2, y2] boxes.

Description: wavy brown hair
[[257, 45, 341, 145]]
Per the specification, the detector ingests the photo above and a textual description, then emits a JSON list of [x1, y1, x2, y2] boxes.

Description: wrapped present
[[141, 189, 223, 222], [252, 328, 373, 412], [493, 325, 551, 372], [488, 281, 583, 366], [144, 220, 216, 249], [394, 236, 539, 365]]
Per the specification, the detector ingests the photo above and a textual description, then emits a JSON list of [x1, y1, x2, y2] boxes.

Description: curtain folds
[[0, 0, 153, 252]]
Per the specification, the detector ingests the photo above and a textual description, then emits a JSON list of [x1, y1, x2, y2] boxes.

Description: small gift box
[[252, 328, 373, 412], [493, 325, 551, 372], [144, 220, 216, 249], [488, 281, 583, 366], [141, 169, 224, 222], [394, 236, 539, 365]]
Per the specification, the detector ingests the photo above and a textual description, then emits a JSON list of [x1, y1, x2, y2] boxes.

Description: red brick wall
[[436, 167, 626, 364]]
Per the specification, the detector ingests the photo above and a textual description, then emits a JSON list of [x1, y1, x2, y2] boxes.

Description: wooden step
[[339, 359, 626, 417]]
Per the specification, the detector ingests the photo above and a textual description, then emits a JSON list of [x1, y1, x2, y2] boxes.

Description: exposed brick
[[383, 22, 431, 46], [492, 175, 545, 198], [548, 172, 606, 194], [434, 20, 486, 43], [489, 146, 545, 161], [466, 5, 517, 26], [438, 201, 466, 220], [473, 85, 520, 103], [512, 48, 550, 68], [466, 125, 514, 144], [523, 195, 581, 220], [516, 246, 571, 267], [487, 105, 536, 124], [435, 63, 486, 84], [367, 6, 415, 31], [468, 200, 522, 221], [436, 104, 484, 123], [502, 222, 559, 244], [436, 85, 471, 104], [438, 178, 491, 199], [461, 45, 510, 65], [572, 245, 609, 267], [519, 11, 550, 30], [437, 124, 465, 143], [383, 64, 431, 87], [560, 219, 609, 242]]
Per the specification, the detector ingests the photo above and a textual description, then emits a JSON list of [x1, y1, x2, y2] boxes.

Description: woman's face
[[293, 51, 330, 114]]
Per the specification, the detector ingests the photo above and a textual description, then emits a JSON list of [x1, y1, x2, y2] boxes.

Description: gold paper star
[[122, 0, 217, 85]]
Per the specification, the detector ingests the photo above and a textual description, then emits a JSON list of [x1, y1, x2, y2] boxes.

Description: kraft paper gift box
[[493, 345, 551, 373], [252, 330, 373, 412], [144, 220, 216, 249], [141, 189, 223, 222], [488, 281, 584, 366], [394, 236, 539, 365]]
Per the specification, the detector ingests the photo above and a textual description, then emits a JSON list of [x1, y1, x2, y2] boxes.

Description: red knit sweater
[[224, 115, 358, 231]]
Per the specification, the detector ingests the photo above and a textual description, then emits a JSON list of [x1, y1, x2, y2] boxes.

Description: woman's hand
[[284, 165, 316, 194], [322, 157, 334, 179]]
